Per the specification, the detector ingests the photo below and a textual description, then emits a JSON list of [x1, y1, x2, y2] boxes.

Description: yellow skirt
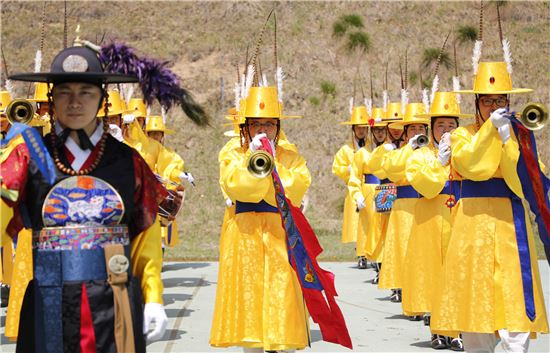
[[341, 192, 359, 243], [161, 221, 179, 248], [378, 198, 417, 290], [402, 195, 451, 316], [356, 183, 383, 262], [431, 197, 549, 334], [210, 212, 309, 350]]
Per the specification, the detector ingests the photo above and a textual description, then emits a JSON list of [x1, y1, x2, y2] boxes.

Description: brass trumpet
[[6, 99, 35, 125], [416, 134, 429, 148], [247, 150, 274, 178], [516, 103, 548, 131]]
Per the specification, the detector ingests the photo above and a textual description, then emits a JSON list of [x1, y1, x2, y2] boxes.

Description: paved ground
[[2, 261, 549, 352]]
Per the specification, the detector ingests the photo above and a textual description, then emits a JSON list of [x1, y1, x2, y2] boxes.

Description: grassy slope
[[2, 1, 549, 260]]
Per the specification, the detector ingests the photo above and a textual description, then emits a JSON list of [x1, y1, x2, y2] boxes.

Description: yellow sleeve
[[406, 147, 448, 199], [451, 122, 502, 180], [218, 138, 241, 201], [348, 148, 366, 202], [273, 147, 311, 207], [130, 218, 164, 304], [332, 145, 353, 183], [156, 147, 185, 184], [368, 144, 389, 179], [383, 144, 414, 182]]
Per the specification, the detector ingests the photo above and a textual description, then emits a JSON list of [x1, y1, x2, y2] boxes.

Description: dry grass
[[2, 1, 549, 260]]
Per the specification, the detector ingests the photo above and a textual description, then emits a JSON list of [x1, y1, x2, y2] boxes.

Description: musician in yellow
[[210, 86, 311, 351], [379, 102, 428, 303], [431, 61, 549, 351], [403, 92, 472, 350], [333, 105, 369, 267], [28, 82, 52, 135], [347, 108, 389, 277]]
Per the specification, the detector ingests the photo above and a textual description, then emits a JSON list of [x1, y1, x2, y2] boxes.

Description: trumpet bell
[[247, 150, 274, 178], [6, 99, 35, 125], [416, 134, 429, 148], [518, 103, 547, 131]]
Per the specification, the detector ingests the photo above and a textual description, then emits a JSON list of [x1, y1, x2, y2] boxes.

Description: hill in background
[[2, 1, 549, 260]]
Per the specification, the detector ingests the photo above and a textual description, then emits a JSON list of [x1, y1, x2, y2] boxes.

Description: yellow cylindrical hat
[[388, 102, 429, 129], [385, 102, 403, 120], [0, 91, 13, 113], [372, 107, 401, 127], [340, 106, 370, 125], [145, 115, 174, 135], [455, 62, 532, 95], [97, 90, 126, 117], [28, 83, 51, 102], [416, 92, 474, 119], [240, 86, 301, 120], [124, 98, 147, 117]]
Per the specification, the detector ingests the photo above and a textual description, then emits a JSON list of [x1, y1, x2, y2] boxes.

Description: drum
[[374, 184, 397, 212]]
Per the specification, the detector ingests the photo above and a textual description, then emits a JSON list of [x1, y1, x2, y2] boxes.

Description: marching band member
[[379, 102, 428, 303], [333, 104, 369, 267], [2, 43, 169, 352], [210, 86, 312, 352], [431, 60, 549, 352], [403, 91, 472, 350], [348, 107, 390, 280]]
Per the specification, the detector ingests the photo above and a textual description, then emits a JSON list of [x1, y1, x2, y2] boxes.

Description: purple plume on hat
[[99, 42, 210, 126]]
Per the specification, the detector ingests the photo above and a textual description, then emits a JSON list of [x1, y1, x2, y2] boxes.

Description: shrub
[[320, 80, 337, 97]]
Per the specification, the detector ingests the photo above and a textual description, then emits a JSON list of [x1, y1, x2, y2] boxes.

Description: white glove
[[249, 133, 267, 152], [489, 108, 509, 129], [356, 195, 366, 211], [348, 165, 352, 173], [440, 132, 451, 147], [383, 143, 395, 152], [108, 124, 124, 142], [437, 142, 451, 166], [225, 198, 233, 207], [143, 303, 168, 342], [498, 124, 511, 144], [122, 114, 135, 124], [179, 172, 195, 185], [408, 134, 422, 149]]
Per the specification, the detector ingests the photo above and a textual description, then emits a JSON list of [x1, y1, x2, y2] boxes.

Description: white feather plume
[[400, 89, 409, 116], [161, 106, 167, 124], [382, 90, 389, 113], [34, 50, 42, 73], [234, 82, 241, 110], [276, 66, 284, 102], [452, 76, 461, 104], [502, 38, 513, 74], [244, 65, 255, 99], [240, 73, 246, 100], [146, 106, 151, 117], [349, 97, 354, 114], [472, 40, 483, 75], [5, 79, 14, 99], [430, 75, 439, 104], [365, 98, 372, 116], [422, 88, 430, 112], [261, 73, 268, 87]]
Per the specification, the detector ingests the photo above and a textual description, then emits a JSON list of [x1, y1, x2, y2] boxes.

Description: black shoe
[[423, 314, 431, 326], [430, 334, 448, 350], [389, 289, 402, 303], [408, 315, 423, 321], [0, 284, 9, 308], [371, 272, 379, 284], [357, 256, 368, 269], [449, 336, 464, 351]]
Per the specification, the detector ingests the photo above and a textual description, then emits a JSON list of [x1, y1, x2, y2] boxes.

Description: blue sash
[[396, 185, 421, 199], [459, 178, 536, 321], [235, 200, 278, 214], [364, 174, 380, 184]]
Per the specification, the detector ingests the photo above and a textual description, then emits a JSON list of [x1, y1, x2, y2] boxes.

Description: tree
[[421, 48, 452, 72], [456, 25, 478, 45], [332, 14, 370, 54]]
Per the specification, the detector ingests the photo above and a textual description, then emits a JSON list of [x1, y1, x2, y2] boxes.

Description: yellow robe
[[378, 144, 417, 290], [348, 147, 383, 261], [431, 122, 549, 334], [210, 142, 311, 350], [401, 144, 453, 316], [332, 142, 359, 243]]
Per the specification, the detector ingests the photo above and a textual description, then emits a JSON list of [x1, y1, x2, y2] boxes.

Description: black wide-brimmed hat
[[9, 46, 138, 84]]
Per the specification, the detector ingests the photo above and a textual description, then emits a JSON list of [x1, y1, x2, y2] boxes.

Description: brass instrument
[[6, 99, 35, 125], [516, 103, 547, 131], [416, 134, 429, 148], [247, 150, 274, 178]]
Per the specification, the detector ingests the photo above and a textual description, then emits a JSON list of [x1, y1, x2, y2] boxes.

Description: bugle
[[416, 134, 429, 148], [247, 150, 274, 178], [6, 99, 35, 125], [515, 102, 548, 131]]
